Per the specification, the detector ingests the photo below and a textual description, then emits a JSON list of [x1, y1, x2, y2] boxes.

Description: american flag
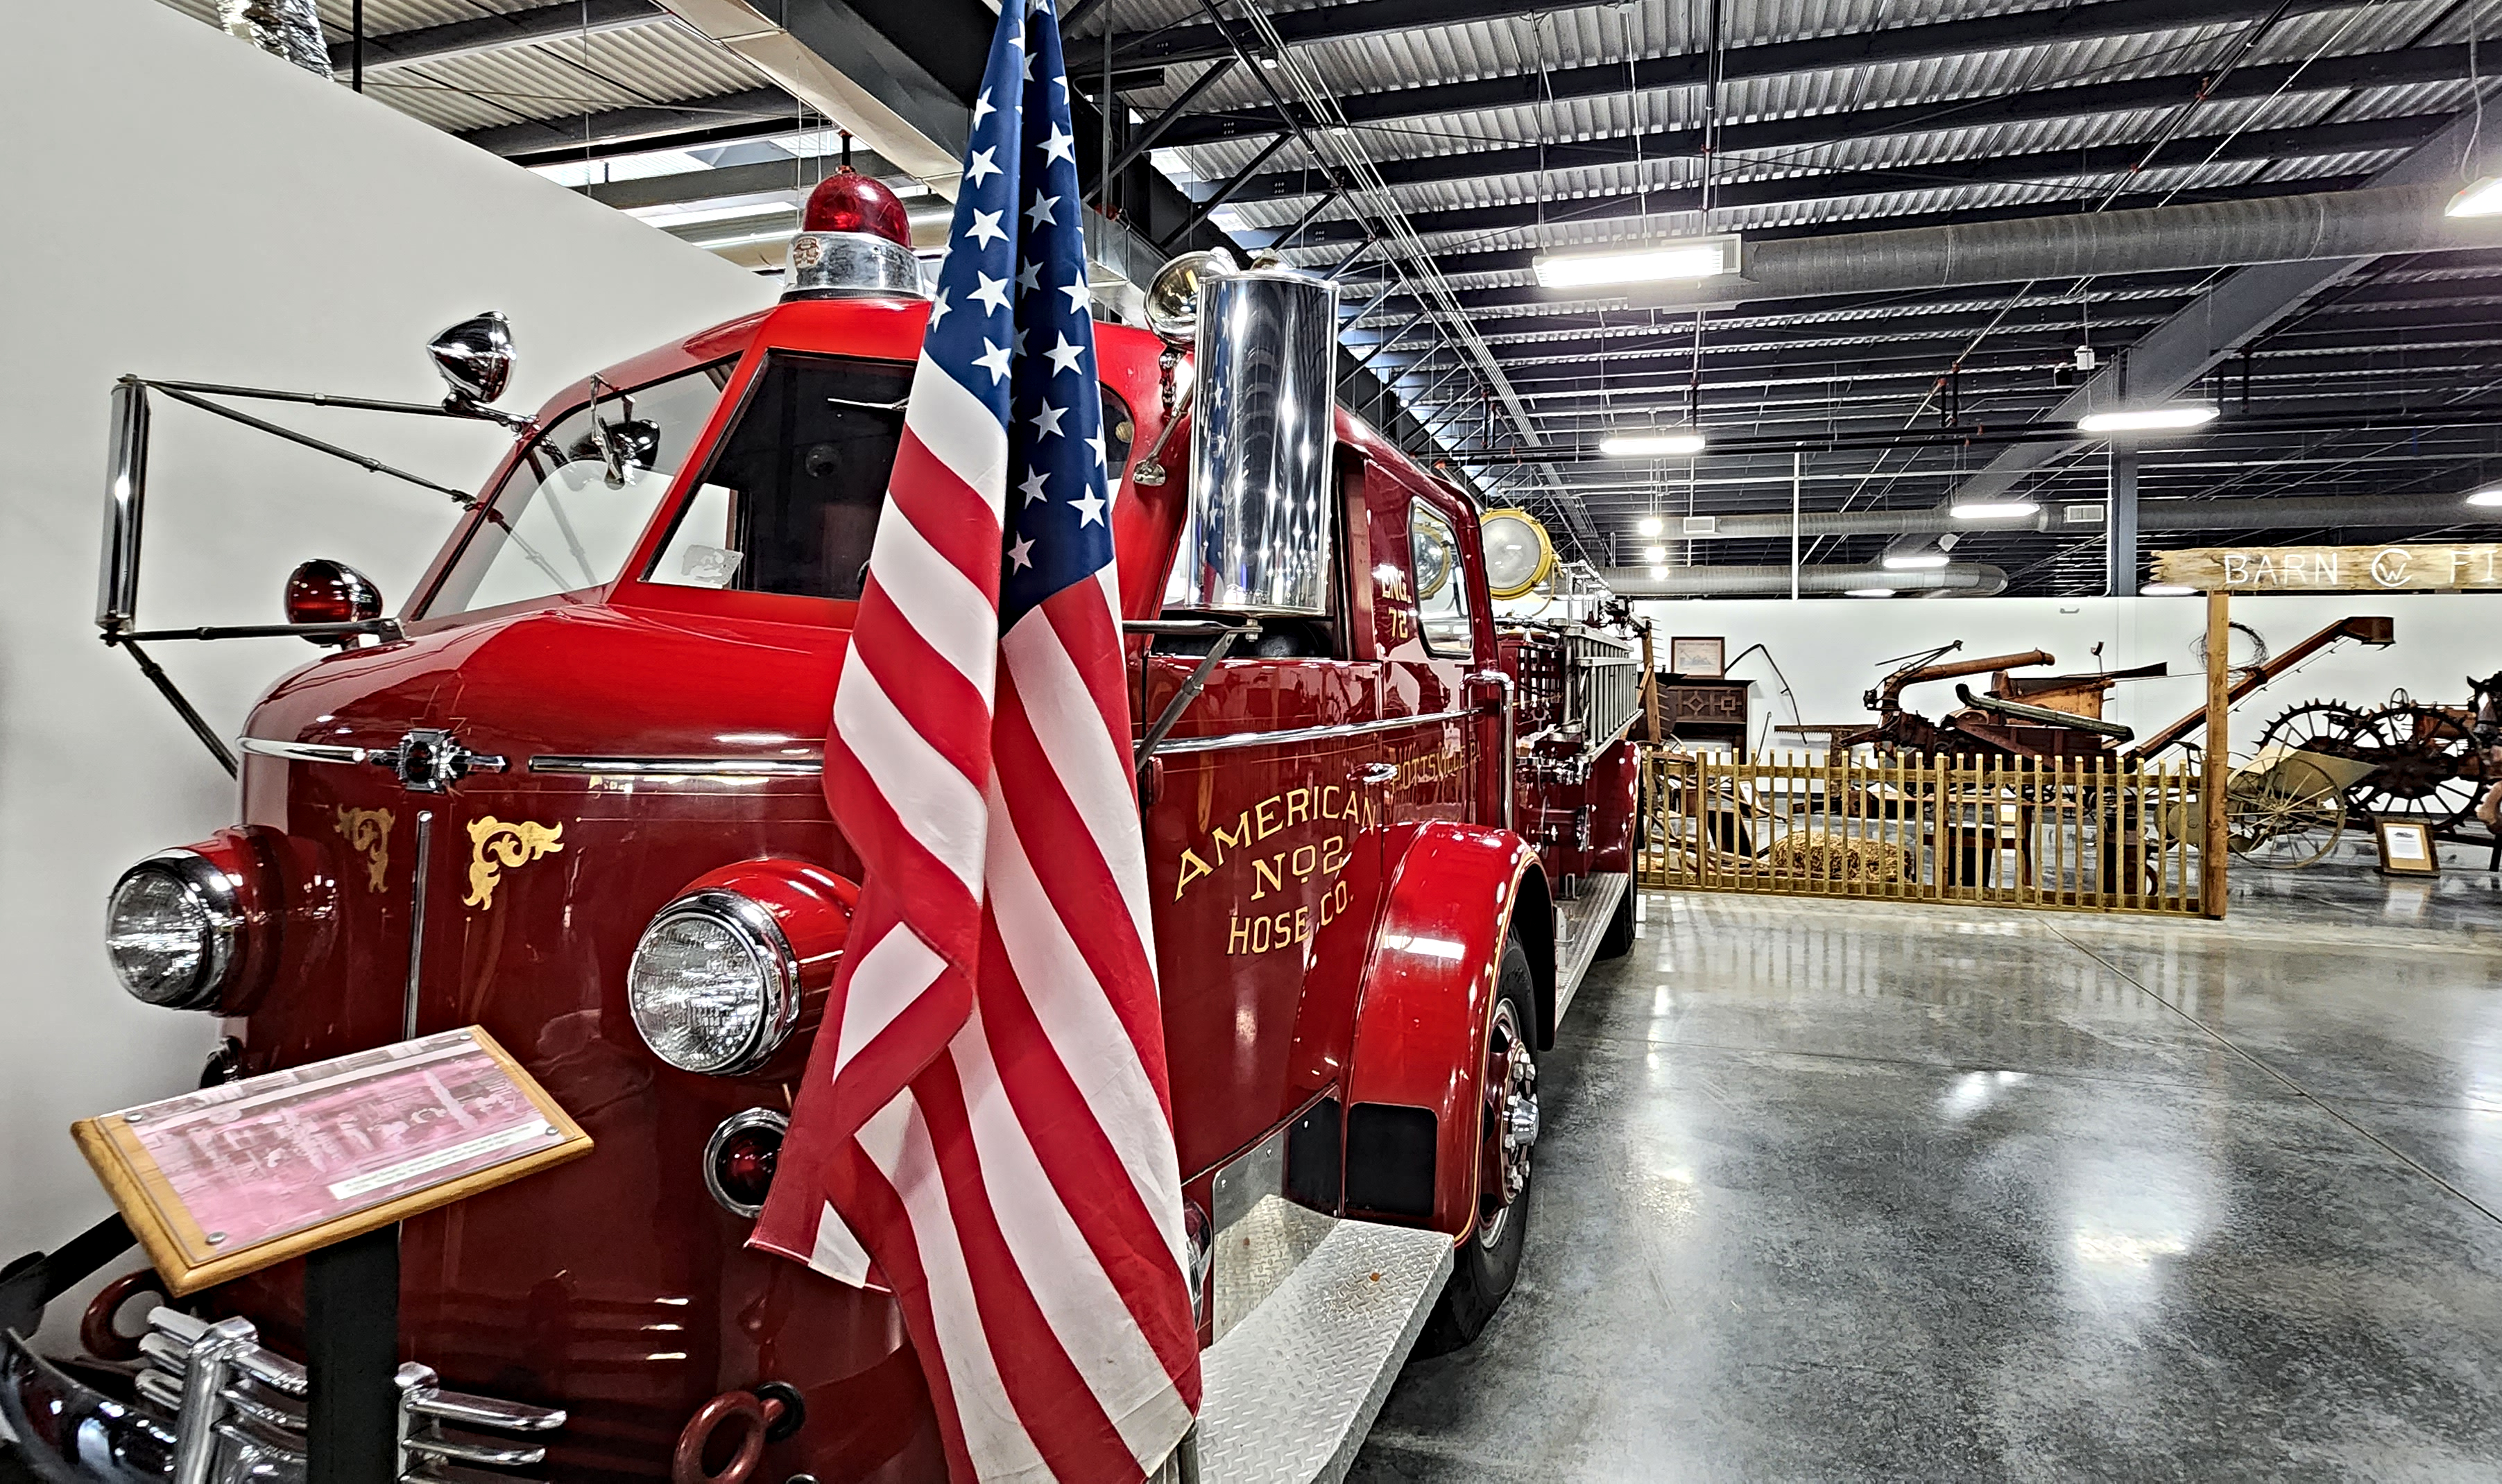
[[748, 1, 1201, 1479]]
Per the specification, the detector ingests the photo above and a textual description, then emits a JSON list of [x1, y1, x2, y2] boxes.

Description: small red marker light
[[703, 1110, 788, 1216], [801, 169, 911, 248], [283, 559, 383, 643]]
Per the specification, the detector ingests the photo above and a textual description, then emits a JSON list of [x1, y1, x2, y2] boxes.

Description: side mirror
[[284, 559, 385, 646], [429, 311, 515, 412]]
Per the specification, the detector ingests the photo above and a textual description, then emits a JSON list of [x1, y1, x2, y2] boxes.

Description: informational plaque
[[2153, 544, 2502, 593], [2376, 818, 2440, 877], [72, 1027, 591, 1295]]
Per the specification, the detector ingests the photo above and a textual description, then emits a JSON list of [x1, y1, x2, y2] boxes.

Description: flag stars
[[1087, 430, 1107, 468], [1008, 535, 1036, 571], [975, 340, 1012, 384], [963, 146, 1000, 187], [1061, 279, 1091, 313], [1020, 467, 1049, 505], [967, 208, 1007, 248], [970, 89, 995, 128], [1046, 334, 1086, 375], [1031, 400, 1066, 438], [971, 273, 1012, 315], [927, 286, 952, 329], [1040, 126, 1076, 166], [1017, 257, 1044, 293], [1025, 193, 1059, 229], [1070, 489, 1106, 526]]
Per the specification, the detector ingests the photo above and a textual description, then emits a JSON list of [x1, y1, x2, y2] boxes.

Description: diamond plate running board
[[1193, 1216, 1454, 1484], [1552, 869, 1627, 1023]]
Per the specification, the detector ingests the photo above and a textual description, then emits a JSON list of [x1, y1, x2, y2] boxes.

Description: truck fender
[[1590, 736, 1640, 874], [1338, 823, 1551, 1240]]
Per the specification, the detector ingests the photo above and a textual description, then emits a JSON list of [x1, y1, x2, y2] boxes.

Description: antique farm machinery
[[2252, 668, 2502, 835]]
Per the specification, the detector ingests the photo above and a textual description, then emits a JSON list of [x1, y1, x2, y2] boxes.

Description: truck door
[[1140, 452, 1384, 1180], [1369, 472, 1494, 834]]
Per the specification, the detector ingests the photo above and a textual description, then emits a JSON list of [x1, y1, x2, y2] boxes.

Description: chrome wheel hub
[[1478, 997, 1539, 1248]]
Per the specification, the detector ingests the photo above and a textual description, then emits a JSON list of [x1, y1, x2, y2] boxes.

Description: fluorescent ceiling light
[[2466, 485, 2502, 507], [2449, 176, 2502, 217], [2140, 583, 2197, 596], [1643, 544, 1669, 562], [1636, 515, 1665, 536], [1533, 236, 1738, 288], [1950, 499, 2039, 520], [1648, 565, 1670, 580], [1600, 431, 1706, 457], [2076, 405, 2219, 433], [1845, 587, 1898, 598], [631, 199, 797, 230], [1882, 553, 1951, 570]]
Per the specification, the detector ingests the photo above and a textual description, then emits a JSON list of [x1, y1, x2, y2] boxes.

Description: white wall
[[0, 0, 772, 1327], [1634, 591, 2499, 756]]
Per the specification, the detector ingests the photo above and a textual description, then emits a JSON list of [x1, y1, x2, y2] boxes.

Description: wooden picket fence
[[1637, 749, 2210, 915]]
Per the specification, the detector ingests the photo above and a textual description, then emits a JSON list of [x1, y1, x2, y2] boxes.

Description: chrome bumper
[[2, 1311, 560, 1484]]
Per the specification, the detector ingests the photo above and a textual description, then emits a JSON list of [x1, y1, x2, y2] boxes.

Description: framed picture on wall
[[1669, 637, 1726, 678]]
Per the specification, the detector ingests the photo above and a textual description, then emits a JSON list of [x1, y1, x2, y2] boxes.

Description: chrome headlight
[[105, 853, 239, 1010], [626, 891, 799, 1074]]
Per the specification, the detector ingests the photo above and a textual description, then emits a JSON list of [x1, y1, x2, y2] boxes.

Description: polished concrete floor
[[1354, 863, 2502, 1481]]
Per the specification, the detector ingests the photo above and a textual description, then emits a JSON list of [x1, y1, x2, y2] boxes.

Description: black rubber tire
[[1415, 934, 1537, 1356], [1594, 879, 1636, 960]]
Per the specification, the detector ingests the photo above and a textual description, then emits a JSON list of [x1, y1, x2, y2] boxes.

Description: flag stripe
[[950, 1011, 1197, 1463]]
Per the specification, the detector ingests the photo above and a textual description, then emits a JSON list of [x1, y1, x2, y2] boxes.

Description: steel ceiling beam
[[1332, 175, 2379, 289], [1102, 0, 1599, 69], [465, 86, 795, 159], [326, 0, 664, 74], [1914, 108, 2502, 542], [1221, 43, 2487, 205], [1277, 113, 2447, 248], [1154, 0, 2361, 146]]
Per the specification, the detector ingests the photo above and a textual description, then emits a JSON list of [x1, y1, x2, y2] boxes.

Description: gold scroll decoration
[[2153, 544, 2502, 593], [465, 818, 564, 910], [333, 806, 394, 892]]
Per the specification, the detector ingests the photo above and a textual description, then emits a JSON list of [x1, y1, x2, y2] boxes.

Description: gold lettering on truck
[[464, 818, 565, 910]]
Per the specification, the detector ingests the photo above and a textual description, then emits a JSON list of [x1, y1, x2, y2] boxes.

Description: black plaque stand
[[305, 1225, 400, 1484]]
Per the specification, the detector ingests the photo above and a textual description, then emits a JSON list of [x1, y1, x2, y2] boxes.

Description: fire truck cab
[[6, 199, 1642, 1484]]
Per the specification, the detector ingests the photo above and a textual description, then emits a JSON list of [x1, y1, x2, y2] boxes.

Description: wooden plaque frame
[[71, 1026, 591, 1295]]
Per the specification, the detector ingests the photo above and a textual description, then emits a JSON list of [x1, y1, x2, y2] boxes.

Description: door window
[[1409, 501, 1473, 656]]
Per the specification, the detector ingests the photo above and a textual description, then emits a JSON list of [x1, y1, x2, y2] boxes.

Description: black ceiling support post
[[2107, 442, 2139, 597], [1091, 55, 1241, 202], [351, 0, 363, 91], [1156, 132, 1294, 250]]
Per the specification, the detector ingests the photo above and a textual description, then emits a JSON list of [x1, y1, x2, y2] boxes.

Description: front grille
[[132, 1308, 563, 1484]]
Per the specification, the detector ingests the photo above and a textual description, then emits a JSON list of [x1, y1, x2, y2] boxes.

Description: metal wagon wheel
[[2348, 703, 2484, 831], [2255, 699, 2379, 761], [2222, 757, 2347, 869]]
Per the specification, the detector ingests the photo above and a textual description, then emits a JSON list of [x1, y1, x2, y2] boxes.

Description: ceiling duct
[[1657, 490, 2502, 541], [1617, 184, 2501, 311], [1600, 562, 2009, 597]]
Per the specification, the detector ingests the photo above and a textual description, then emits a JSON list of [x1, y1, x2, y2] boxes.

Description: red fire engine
[[3, 178, 1642, 1484]]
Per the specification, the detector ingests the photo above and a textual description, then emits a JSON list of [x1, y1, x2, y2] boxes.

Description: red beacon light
[[783, 167, 925, 303]]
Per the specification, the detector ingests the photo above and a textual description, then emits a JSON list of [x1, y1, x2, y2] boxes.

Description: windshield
[[643, 353, 1135, 602], [646, 353, 911, 601], [424, 361, 734, 616]]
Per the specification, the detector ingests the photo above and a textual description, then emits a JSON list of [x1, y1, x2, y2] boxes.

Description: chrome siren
[[1172, 266, 1339, 616]]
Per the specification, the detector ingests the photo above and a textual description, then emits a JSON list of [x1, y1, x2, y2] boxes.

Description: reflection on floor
[[1353, 859, 2502, 1481]]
